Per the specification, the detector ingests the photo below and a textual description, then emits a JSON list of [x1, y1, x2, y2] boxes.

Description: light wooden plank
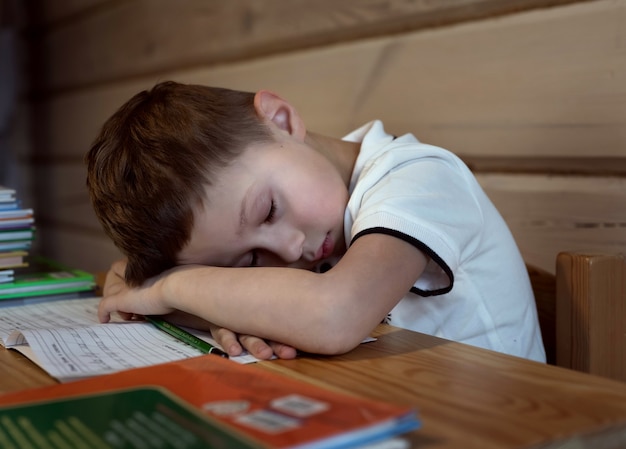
[[352, 0, 626, 158], [478, 173, 626, 273], [34, 0, 626, 163], [32, 39, 387, 159], [33, 0, 588, 92]]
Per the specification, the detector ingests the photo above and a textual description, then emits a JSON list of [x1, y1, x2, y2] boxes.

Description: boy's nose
[[276, 228, 304, 264]]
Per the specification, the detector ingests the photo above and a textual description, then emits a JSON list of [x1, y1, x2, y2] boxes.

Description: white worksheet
[[0, 297, 259, 382]]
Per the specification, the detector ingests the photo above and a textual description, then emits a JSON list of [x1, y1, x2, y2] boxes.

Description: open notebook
[[0, 296, 261, 381], [0, 296, 376, 382]]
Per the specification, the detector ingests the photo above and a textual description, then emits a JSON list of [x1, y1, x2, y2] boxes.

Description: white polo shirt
[[342, 121, 546, 362]]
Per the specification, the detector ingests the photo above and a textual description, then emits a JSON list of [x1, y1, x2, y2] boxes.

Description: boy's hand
[[102, 258, 129, 297], [98, 258, 175, 322], [209, 324, 297, 360], [158, 310, 298, 360], [99, 260, 296, 359]]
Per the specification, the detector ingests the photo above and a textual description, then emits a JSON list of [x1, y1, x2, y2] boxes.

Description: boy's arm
[[101, 258, 297, 359], [98, 233, 427, 354]]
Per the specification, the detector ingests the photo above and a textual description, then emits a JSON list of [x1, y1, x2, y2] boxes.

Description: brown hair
[[85, 81, 273, 286]]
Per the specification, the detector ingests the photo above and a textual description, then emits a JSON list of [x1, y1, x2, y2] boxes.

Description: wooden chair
[[529, 252, 626, 382]]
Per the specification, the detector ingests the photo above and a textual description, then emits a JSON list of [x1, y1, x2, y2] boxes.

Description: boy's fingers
[[269, 342, 297, 359], [97, 298, 112, 323], [118, 311, 135, 321], [97, 296, 130, 322], [238, 335, 274, 360], [210, 326, 243, 356]]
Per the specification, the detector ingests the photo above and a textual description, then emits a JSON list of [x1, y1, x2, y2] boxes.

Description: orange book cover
[[0, 355, 419, 448]]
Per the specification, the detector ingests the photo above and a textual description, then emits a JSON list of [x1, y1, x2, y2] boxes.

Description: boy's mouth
[[309, 233, 334, 265], [319, 233, 334, 260]]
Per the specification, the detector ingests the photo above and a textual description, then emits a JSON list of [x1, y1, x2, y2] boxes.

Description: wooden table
[[263, 327, 626, 449], [1, 324, 626, 448]]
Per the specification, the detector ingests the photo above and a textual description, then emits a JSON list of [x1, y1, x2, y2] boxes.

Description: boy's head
[[85, 81, 273, 286]]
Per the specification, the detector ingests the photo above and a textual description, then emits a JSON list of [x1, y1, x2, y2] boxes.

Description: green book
[[0, 257, 95, 300], [0, 386, 264, 449]]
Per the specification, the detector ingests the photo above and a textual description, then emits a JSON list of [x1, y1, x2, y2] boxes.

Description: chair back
[[529, 252, 625, 382]]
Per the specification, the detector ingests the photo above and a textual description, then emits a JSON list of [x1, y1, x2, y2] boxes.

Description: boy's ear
[[253, 90, 306, 141]]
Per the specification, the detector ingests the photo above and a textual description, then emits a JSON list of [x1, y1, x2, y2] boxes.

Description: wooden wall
[[7, 0, 626, 275]]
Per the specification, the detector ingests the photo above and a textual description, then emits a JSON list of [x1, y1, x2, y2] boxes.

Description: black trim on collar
[[351, 227, 454, 297]]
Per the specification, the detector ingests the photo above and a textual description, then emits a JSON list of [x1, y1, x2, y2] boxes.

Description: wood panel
[[28, 0, 589, 93], [479, 174, 626, 272], [13, 0, 626, 276], [350, 0, 626, 160], [29, 0, 626, 160]]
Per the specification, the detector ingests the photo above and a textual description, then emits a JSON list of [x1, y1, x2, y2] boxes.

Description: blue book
[[0, 202, 19, 211], [0, 185, 16, 203]]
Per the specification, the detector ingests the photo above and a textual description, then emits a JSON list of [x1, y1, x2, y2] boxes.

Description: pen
[[145, 315, 229, 358]]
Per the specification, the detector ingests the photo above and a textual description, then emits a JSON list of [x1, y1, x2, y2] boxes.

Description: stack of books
[[0, 185, 96, 302], [0, 185, 34, 284]]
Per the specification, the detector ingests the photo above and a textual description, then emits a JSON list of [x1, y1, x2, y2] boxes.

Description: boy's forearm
[[160, 234, 426, 354], [162, 265, 382, 354]]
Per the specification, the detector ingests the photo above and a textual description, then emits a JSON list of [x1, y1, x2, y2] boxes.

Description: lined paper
[[0, 297, 259, 381]]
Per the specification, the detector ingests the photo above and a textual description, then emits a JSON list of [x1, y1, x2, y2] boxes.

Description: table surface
[[2, 319, 626, 448]]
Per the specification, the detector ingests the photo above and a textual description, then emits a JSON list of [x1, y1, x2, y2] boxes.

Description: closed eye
[[249, 251, 259, 267], [265, 200, 276, 223], [248, 200, 276, 267]]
